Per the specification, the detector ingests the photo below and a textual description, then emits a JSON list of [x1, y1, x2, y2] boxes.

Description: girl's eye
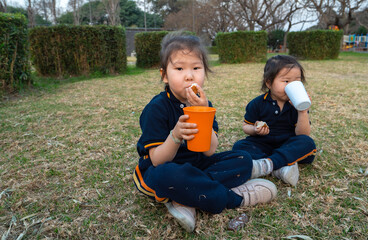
[[176, 68, 183, 71]]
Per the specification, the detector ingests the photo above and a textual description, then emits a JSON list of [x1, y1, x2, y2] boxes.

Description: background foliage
[[0, 13, 31, 94], [268, 29, 285, 50], [134, 31, 168, 68], [29, 25, 127, 77], [7, 6, 51, 26], [134, 31, 197, 69], [288, 30, 344, 60], [57, 0, 163, 28], [215, 31, 267, 63]]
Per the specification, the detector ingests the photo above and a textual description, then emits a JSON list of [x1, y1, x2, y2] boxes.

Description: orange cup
[[183, 106, 216, 152]]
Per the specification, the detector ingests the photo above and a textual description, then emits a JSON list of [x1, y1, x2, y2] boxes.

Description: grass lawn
[[1, 52, 367, 239]]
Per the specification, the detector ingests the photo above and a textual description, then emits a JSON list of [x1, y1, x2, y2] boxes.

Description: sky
[[10, 0, 69, 11]]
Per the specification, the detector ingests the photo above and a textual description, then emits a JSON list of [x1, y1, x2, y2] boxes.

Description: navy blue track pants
[[233, 134, 316, 170], [133, 150, 253, 214]]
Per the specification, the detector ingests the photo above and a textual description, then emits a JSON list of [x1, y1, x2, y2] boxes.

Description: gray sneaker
[[272, 162, 299, 186], [251, 158, 273, 178], [231, 179, 277, 207], [165, 201, 196, 232]]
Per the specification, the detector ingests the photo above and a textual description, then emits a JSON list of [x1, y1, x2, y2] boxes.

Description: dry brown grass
[[1, 52, 367, 239]]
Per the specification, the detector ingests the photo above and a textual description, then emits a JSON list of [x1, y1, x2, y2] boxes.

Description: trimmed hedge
[[287, 30, 343, 60], [207, 46, 218, 54], [268, 29, 285, 50], [135, 31, 169, 68], [215, 31, 267, 63], [134, 31, 196, 68], [29, 25, 126, 77], [0, 13, 31, 93]]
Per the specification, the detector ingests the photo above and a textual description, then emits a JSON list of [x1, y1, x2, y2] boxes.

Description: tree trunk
[[0, 0, 7, 12], [103, 0, 120, 26], [27, 0, 35, 28], [51, 0, 57, 24]]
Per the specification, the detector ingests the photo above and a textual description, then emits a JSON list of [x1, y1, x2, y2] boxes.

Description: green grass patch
[[0, 53, 367, 238]]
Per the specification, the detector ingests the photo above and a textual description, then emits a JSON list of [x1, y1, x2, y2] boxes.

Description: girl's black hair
[[160, 31, 211, 81], [261, 55, 306, 92]]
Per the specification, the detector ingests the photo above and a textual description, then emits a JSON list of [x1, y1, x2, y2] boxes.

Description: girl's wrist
[[298, 110, 309, 115], [170, 130, 183, 144]]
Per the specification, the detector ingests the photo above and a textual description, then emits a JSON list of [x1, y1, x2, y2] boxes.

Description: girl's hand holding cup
[[173, 115, 198, 142], [284, 81, 311, 111]]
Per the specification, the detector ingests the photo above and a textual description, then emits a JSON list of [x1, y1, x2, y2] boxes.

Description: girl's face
[[161, 49, 205, 103], [266, 67, 302, 104]]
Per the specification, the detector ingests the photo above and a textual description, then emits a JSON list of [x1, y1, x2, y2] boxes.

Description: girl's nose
[[185, 70, 194, 81]]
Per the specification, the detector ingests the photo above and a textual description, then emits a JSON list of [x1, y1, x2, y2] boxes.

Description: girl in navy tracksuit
[[133, 32, 277, 232], [233, 55, 317, 187]]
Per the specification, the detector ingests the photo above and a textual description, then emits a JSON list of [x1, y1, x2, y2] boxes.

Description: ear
[[265, 80, 272, 89], [160, 68, 168, 84]]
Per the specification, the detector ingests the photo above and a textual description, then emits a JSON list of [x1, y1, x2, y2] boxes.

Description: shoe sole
[[165, 203, 195, 232]]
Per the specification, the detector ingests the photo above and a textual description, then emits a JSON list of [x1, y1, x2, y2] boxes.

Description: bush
[[135, 31, 168, 68], [134, 31, 197, 68], [356, 26, 367, 35], [0, 13, 31, 93], [215, 31, 267, 63], [288, 30, 343, 60], [268, 29, 285, 50], [29, 25, 126, 77], [207, 46, 218, 54]]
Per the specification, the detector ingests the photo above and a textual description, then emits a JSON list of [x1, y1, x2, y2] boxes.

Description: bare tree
[[36, 0, 49, 23], [164, 8, 192, 31], [304, 0, 368, 33], [355, 8, 368, 29], [0, 0, 7, 12], [232, 0, 306, 31], [68, 0, 83, 25], [280, 5, 317, 51], [164, 0, 197, 32], [88, 0, 92, 24], [102, 0, 120, 26], [33, 0, 61, 25], [264, 1, 310, 51], [149, 0, 187, 18], [232, 0, 267, 30], [49, 0, 58, 24], [198, 0, 241, 40], [27, 0, 36, 28], [164, 0, 240, 41], [259, 1, 303, 30]]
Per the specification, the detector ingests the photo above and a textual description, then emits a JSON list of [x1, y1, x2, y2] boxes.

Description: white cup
[[284, 81, 311, 111]]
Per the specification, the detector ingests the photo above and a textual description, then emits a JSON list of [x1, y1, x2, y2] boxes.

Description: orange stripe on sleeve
[[144, 142, 164, 149], [244, 119, 254, 125]]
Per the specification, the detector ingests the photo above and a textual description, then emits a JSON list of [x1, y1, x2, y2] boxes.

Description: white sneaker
[[251, 158, 273, 178], [231, 179, 277, 207], [165, 201, 196, 232], [272, 162, 299, 186]]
